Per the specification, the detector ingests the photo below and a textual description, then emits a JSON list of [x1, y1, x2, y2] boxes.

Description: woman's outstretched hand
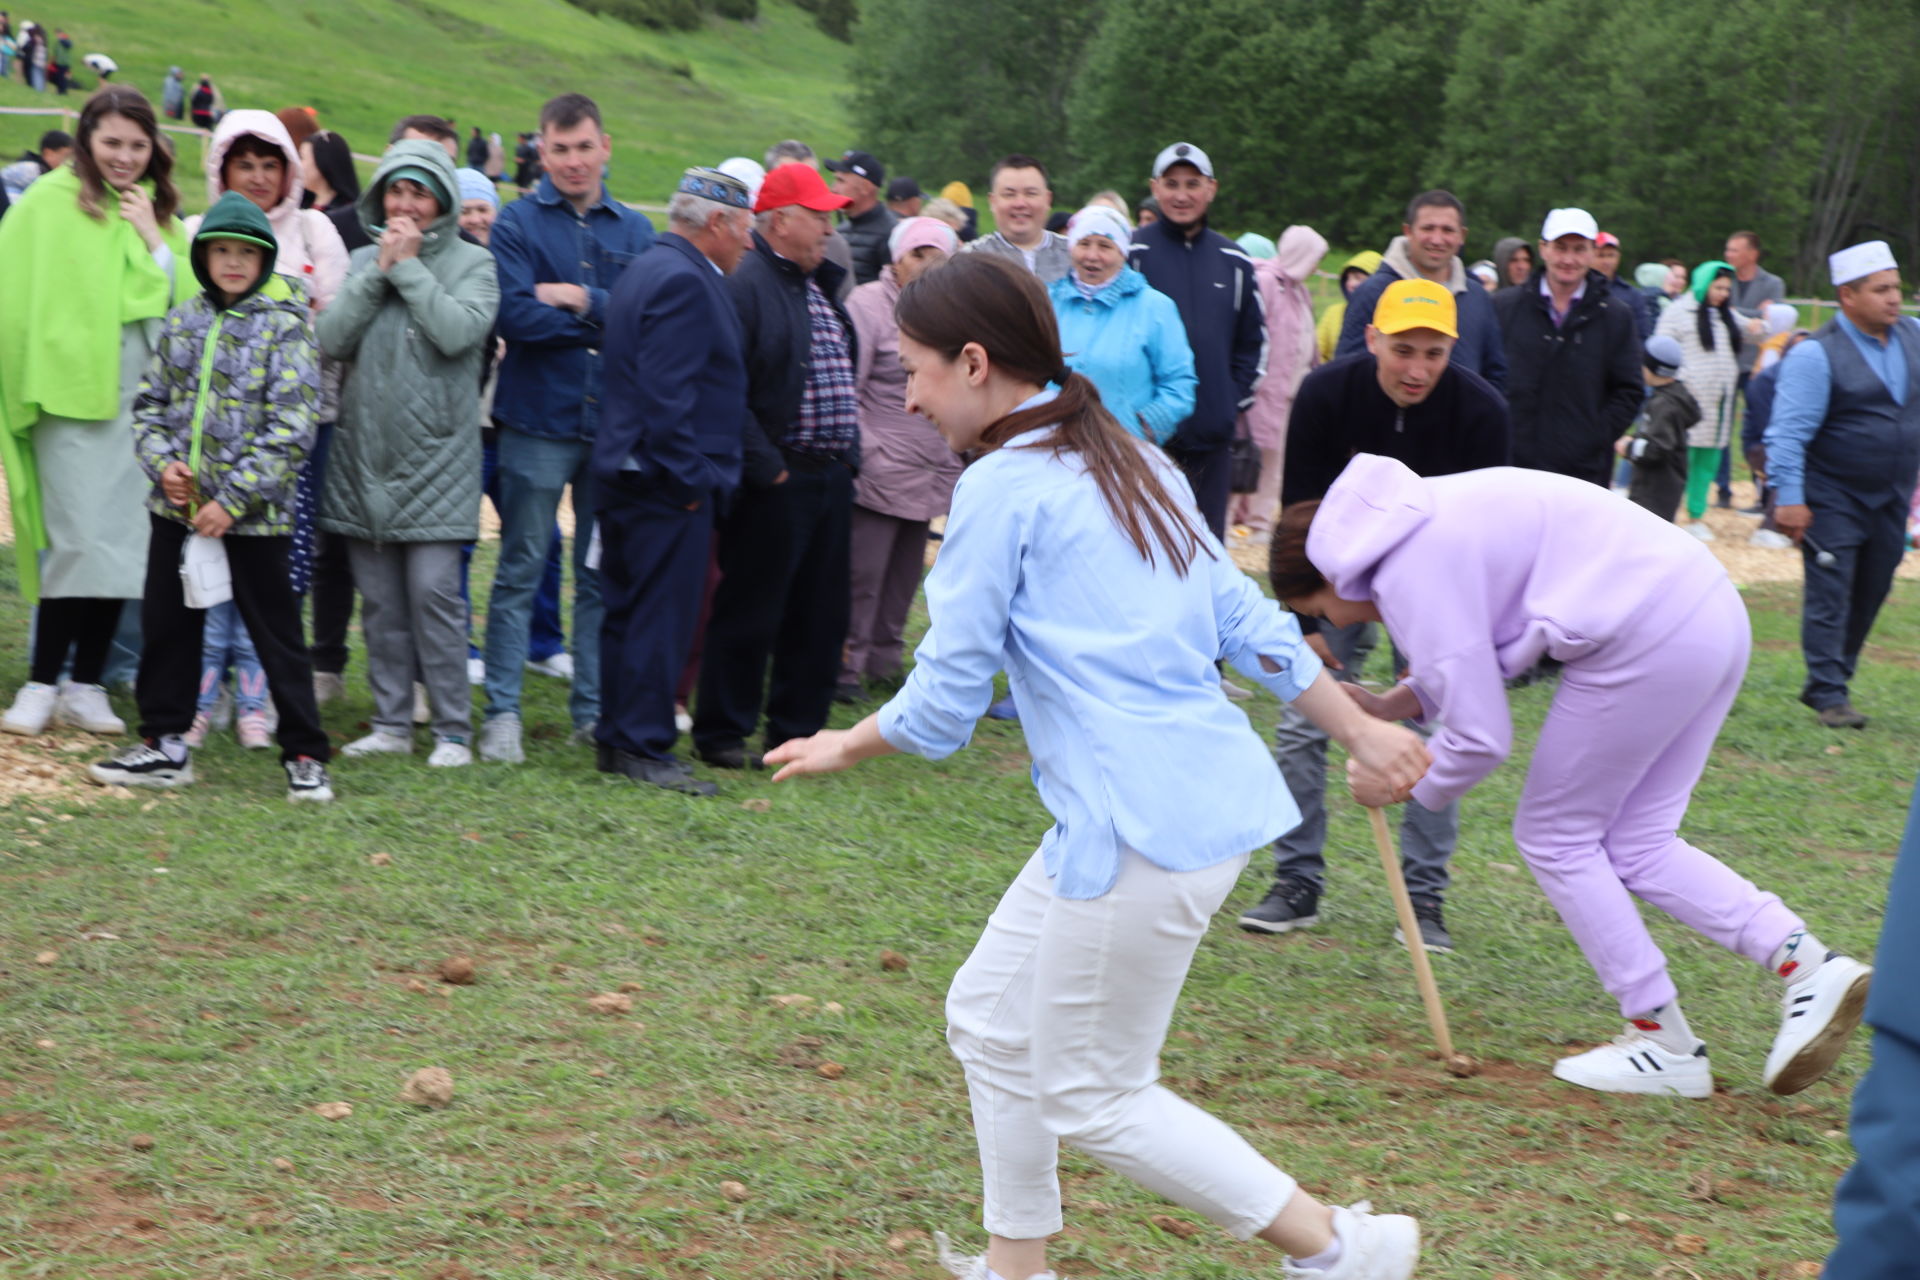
[[765, 730, 855, 782]]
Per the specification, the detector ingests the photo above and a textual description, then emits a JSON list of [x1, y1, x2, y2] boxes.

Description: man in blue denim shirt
[[479, 93, 654, 763]]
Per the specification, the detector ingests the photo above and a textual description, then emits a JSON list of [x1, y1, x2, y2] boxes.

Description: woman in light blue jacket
[[1047, 206, 1195, 444]]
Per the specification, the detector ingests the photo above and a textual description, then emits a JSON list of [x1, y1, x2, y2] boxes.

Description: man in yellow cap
[[1238, 277, 1512, 953]]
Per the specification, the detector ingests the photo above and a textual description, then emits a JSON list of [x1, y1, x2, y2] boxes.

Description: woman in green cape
[[0, 86, 188, 736]]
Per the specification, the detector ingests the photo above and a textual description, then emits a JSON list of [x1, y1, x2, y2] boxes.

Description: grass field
[[0, 532, 1912, 1278], [0, 0, 852, 215]]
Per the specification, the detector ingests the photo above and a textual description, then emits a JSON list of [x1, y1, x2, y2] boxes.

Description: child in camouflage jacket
[[88, 191, 336, 803]]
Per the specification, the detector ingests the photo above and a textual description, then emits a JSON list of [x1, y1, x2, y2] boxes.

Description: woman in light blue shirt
[[1046, 205, 1195, 444], [767, 255, 1429, 1280]]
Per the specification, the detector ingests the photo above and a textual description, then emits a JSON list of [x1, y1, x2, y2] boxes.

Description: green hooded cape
[[0, 165, 188, 600], [1690, 259, 1734, 304]]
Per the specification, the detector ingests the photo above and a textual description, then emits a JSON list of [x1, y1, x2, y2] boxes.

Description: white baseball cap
[[1152, 141, 1214, 179], [1540, 207, 1599, 242]]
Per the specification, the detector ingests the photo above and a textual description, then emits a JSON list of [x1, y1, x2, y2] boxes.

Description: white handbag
[[180, 533, 233, 608]]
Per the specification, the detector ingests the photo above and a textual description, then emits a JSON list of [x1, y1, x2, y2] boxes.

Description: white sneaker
[[527, 652, 574, 680], [1684, 522, 1716, 542], [1, 681, 59, 735], [1551, 1029, 1713, 1099], [284, 756, 334, 803], [1220, 675, 1254, 701], [427, 737, 473, 768], [478, 714, 524, 764], [89, 741, 193, 789], [1749, 528, 1794, 549], [236, 710, 273, 750], [932, 1232, 1058, 1280], [467, 656, 486, 686], [1284, 1201, 1421, 1279], [674, 704, 693, 734], [313, 671, 346, 705], [54, 682, 126, 734], [412, 682, 432, 725], [1764, 954, 1872, 1095], [341, 730, 414, 757]]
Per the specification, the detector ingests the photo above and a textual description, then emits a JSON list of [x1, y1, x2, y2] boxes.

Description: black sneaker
[[600, 746, 718, 796], [833, 675, 865, 704], [1238, 876, 1320, 934], [285, 756, 334, 803], [1393, 895, 1454, 954], [88, 741, 193, 789]]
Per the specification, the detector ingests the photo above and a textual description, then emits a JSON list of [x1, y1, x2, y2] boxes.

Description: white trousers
[[945, 846, 1295, 1240]]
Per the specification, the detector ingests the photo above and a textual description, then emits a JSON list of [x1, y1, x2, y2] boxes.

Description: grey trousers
[[843, 505, 929, 681], [346, 539, 471, 740], [1270, 620, 1459, 900]]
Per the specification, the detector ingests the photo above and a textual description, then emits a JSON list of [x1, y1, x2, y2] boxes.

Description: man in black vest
[[1764, 240, 1920, 729]]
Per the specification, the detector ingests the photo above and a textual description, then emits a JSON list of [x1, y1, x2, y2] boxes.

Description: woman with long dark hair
[[0, 86, 186, 736], [1655, 260, 1742, 532], [767, 255, 1429, 1280]]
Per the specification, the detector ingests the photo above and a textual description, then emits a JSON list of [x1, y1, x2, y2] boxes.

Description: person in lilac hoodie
[[1269, 453, 1873, 1101]]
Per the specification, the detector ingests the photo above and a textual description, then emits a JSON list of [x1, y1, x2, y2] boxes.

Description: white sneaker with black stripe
[[1551, 1028, 1713, 1099], [1763, 954, 1871, 1095]]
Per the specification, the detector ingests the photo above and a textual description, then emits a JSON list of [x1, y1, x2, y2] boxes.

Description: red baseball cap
[[755, 162, 851, 214], [1595, 231, 1620, 248]]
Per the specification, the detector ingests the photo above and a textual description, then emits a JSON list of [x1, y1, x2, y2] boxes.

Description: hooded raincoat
[[132, 192, 318, 537], [314, 142, 498, 543], [1315, 250, 1381, 363], [1242, 225, 1328, 451], [1047, 267, 1196, 445], [188, 110, 349, 420]]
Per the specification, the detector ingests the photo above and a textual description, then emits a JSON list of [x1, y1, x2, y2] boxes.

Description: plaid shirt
[[786, 279, 859, 458]]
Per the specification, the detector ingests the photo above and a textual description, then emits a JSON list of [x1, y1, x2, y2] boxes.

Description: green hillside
[[0, 0, 851, 213]]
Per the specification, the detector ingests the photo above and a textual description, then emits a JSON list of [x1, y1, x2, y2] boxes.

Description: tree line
[[851, 0, 1920, 292]]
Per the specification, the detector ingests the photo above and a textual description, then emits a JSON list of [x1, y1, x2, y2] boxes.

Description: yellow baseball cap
[[1372, 278, 1458, 338]]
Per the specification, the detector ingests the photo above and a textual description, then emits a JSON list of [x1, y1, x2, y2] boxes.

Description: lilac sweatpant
[[1513, 581, 1804, 1016]]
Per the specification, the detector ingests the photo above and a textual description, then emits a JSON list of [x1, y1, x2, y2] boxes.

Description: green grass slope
[[0, 0, 850, 212]]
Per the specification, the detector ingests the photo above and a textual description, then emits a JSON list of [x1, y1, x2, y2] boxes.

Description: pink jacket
[[1239, 225, 1328, 452], [187, 110, 349, 314], [847, 268, 964, 521]]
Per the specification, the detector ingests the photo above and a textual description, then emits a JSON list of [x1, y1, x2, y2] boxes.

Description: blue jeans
[[198, 600, 267, 713], [482, 429, 599, 727], [463, 436, 565, 662]]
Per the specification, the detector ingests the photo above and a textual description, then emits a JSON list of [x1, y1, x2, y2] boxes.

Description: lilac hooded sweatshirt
[[1307, 454, 1731, 812]]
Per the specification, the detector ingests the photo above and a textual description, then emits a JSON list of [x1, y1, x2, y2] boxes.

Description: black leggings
[[30, 597, 125, 685]]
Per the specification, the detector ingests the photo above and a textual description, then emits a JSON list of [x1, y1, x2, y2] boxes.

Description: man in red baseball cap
[[691, 158, 862, 770], [1593, 229, 1653, 339]]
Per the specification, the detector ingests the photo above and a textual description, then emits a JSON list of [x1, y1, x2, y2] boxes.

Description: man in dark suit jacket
[[592, 168, 755, 795]]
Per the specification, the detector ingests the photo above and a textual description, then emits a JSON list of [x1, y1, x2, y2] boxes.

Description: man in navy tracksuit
[[1127, 141, 1265, 540], [592, 169, 755, 795], [1827, 773, 1919, 1277]]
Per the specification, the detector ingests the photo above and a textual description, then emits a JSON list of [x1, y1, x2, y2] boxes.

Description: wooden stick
[[1368, 805, 1456, 1063]]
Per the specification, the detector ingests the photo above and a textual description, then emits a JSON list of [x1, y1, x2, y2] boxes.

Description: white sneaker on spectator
[[478, 714, 524, 764], [412, 683, 432, 725], [342, 730, 414, 757], [1684, 522, 1716, 542], [1220, 675, 1254, 702], [1749, 528, 1793, 549], [55, 682, 126, 734], [527, 652, 574, 680], [2, 681, 59, 735], [427, 737, 473, 768], [467, 656, 486, 685], [674, 704, 693, 734], [313, 671, 346, 705]]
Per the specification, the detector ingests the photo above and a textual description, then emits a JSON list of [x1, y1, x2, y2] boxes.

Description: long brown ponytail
[[895, 253, 1210, 575]]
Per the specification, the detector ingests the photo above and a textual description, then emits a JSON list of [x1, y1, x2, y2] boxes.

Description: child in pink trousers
[[1272, 453, 1873, 1099]]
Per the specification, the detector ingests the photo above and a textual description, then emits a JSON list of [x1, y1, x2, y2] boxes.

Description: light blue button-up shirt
[[1765, 314, 1919, 505], [876, 391, 1323, 899]]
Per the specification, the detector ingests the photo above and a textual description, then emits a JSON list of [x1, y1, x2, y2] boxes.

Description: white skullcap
[[716, 157, 766, 208], [1829, 240, 1897, 288]]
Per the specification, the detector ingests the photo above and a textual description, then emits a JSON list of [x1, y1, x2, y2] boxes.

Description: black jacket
[[728, 230, 858, 487], [1493, 268, 1644, 486], [1625, 379, 1698, 519], [1127, 217, 1266, 453], [1282, 354, 1511, 507], [840, 203, 898, 287]]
